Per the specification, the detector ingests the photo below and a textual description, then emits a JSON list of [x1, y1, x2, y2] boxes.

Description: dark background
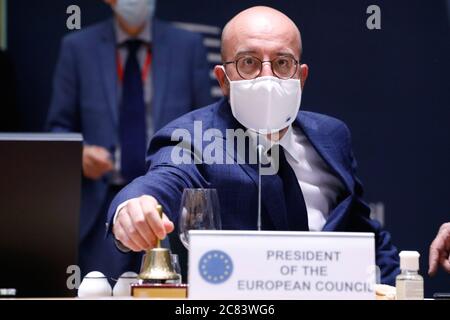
[[4, 0, 450, 296]]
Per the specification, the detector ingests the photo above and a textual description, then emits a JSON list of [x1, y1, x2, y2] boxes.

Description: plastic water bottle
[[396, 251, 424, 300]]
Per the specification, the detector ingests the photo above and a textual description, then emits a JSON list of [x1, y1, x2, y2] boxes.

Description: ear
[[214, 65, 230, 97], [299, 64, 309, 91]]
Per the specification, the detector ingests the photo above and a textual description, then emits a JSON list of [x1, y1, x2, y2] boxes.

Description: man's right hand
[[113, 195, 175, 252], [82, 145, 114, 180]]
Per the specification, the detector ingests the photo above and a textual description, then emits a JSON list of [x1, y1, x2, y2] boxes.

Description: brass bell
[[138, 205, 180, 283]]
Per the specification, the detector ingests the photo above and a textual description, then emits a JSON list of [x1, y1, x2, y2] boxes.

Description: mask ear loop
[[220, 65, 232, 85]]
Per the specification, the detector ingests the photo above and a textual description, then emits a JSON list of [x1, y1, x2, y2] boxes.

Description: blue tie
[[278, 147, 309, 231], [119, 40, 147, 182]]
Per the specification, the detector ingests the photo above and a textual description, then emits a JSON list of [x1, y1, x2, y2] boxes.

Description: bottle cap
[[399, 251, 420, 271]]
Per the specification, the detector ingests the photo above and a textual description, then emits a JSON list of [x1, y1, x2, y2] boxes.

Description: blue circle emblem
[[199, 250, 233, 284]]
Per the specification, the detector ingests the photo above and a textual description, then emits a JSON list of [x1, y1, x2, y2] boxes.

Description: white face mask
[[114, 0, 156, 28], [227, 71, 302, 134]]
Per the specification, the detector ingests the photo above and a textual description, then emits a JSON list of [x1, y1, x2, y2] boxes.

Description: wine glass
[[167, 254, 182, 284], [178, 188, 221, 249]]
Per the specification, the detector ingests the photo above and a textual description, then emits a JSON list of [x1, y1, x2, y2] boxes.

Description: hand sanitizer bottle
[[396, 251, 424, 300]]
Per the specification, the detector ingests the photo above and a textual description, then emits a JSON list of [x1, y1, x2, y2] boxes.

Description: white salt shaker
[[77, 271, 112, 298], [112, 271, 139, 297]]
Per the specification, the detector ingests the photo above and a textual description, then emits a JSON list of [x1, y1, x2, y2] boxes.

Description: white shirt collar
[[278, 125, 298, 159], [248, 125, 296, 158], [114, 18, 152, 45]]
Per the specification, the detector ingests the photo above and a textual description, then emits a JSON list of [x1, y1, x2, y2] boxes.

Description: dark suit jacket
[[46, 18, 213, 244], [108, 98, 400, 285]]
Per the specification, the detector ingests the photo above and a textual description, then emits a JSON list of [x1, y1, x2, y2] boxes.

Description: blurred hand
[[428, 222, 450, 276], [82, 145, 114, 180], [113, 195, 175, 252]]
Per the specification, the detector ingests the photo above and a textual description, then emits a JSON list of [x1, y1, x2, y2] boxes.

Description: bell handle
[[155, 204, 163, 249]]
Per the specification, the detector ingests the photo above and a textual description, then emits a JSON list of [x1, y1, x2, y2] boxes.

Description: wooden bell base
[[131, 283, 188, 299]]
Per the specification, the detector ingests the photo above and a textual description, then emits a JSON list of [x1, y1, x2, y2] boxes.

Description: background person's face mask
[[227, 73, 302, 134], [114, 0, 156, 28]]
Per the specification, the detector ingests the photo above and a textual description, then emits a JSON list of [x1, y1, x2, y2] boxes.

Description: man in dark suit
[[108, 6, 400, 285], [46, 0, 212, 279]]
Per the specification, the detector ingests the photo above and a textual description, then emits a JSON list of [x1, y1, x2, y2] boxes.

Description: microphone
[[256, 137, 265, 231]]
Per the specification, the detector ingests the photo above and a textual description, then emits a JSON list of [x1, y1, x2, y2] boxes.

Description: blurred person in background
[[46, 0, 212, 280]]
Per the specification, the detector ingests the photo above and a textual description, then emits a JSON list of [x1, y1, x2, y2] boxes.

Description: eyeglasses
[[223, 55, 299, 80]]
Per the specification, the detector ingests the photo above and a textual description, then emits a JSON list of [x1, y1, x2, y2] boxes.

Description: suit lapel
[[213, 99, 289, 230], [298, 113, 355, 229], [151, 19, 169, 129], [98, 19, 119, 126], [322, 195, 353, 231]]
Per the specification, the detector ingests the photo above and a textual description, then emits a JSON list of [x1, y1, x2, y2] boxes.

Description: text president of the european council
[[106, 6, 400, 285]]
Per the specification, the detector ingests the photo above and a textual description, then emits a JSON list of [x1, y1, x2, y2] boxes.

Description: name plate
[[188, 230, 376, 300]]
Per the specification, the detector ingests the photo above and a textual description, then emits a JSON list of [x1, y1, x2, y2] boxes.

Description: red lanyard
[[117, 47, 152, 83]]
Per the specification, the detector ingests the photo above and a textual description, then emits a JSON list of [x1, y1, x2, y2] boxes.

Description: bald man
[[107, 6, 400, 285]]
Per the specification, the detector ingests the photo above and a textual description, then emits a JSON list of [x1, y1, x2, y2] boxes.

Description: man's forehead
[[233, 19, 297, 40], [233, 45, 297, 57], [228, 34, 299, 58]]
